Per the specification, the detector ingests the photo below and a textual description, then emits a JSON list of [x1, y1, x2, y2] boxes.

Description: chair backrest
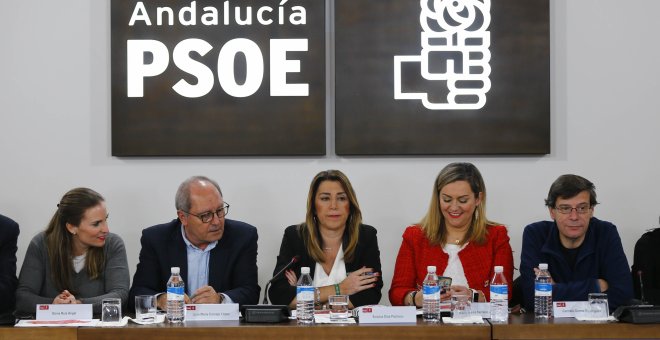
[[631, 228, 660, 305]]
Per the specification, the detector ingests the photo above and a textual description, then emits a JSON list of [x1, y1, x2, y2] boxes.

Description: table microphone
[[262, 255, 300, 304], [638, 270, 647, 305], [242, 256, 299, 323]]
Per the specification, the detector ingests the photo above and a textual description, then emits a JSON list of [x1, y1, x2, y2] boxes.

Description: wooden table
[[491, 313, 660, 339], [0, 327, 77, 340], [3, 315, 660, 340], [77, 319, 490, 340]]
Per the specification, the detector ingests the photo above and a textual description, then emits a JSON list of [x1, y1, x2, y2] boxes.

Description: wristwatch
[[409, 290, 418, 307]]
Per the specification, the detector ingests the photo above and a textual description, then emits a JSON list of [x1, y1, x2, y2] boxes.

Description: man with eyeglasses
[[129, 176, 260, 310], [520, 174, 633, 312]]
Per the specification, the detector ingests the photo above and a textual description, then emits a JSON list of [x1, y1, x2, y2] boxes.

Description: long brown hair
[[419, 163, 497, 246], [45, 187, 106, 293], [300, 170, 362, 263]]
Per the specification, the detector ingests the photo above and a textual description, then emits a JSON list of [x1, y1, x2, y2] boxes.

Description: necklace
[[454, 239, 460, 244]]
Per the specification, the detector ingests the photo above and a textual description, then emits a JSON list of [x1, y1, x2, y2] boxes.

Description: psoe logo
[[394, 0, 491, 110]]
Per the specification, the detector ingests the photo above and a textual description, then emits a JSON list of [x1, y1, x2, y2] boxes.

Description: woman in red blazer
[[389, 163, 513, 307]]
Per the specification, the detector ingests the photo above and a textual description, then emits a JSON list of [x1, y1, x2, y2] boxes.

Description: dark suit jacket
[[268, 224, 382, 307], [0, 214, 19, 314], [129, 218, 260, 308]]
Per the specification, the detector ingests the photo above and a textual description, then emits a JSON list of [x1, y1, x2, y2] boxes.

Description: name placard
[[358, 306, 416, 324], [184, 303, 239, 321], [553, 301, 589, 318], [35, 304, 93, 320], [470, 302, 491, 318]]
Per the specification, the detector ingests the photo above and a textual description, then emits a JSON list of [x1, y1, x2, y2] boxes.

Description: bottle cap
[[427, 265, 436, 272], [539, 263, 548, 270], [494, 265, 503, 273], [301, 267, 310, 274], [171, 267, 180, 274]]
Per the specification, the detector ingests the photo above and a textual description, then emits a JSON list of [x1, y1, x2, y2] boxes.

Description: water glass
[[588, 293, 609, 319], [101, 298, 122, 323], [451, 294, 471, 320], [329, 295, 349, 321], [135, 295, 157, 323]]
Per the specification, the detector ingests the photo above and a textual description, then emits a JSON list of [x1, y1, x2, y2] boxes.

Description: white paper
[[314, 314, 356, 324], [129, 313, 166, 325], [15, 319, 99, 327], [98, 316, 129, 327], [442, 316, 485, 324]]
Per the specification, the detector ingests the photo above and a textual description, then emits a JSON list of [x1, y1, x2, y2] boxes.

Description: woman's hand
[[448, 285, 471, 300], [53, 290, 77, 304], [340, 267, 379, 295], [285, 269, 298, 286]]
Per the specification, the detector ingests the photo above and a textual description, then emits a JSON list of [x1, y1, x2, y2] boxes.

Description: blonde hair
[[419, 163, 496, 246], [300, 170, 362, 263]]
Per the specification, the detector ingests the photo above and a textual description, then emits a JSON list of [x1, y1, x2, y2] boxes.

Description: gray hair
[[175, 176, 223, 211]]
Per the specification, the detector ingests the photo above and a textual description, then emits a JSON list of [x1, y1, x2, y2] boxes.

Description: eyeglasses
[[184, 203, 230, 223], [554, 204, 591, 215]]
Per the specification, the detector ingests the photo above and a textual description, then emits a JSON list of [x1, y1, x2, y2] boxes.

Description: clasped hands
[[156, 285, 224, 310], [53, 290, 80, 304]]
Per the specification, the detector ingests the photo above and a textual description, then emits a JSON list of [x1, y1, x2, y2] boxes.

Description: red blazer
[[389, 224, 513, 305]]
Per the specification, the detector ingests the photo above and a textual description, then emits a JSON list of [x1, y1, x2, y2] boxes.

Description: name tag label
[[36, 304, 93, 320], [358, 306, 416, 324], [553, 301, 589, 318], [184, 303, 239, 321], [470, 302, 491, 318]]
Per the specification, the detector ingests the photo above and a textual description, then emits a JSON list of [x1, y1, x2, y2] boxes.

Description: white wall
[[1, 0, 659, 305]]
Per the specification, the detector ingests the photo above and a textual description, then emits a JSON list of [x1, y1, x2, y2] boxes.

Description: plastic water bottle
[[166, 266, 185, 323], [296, 267, 314, 324], [534, 263, 553, 318], [490, 265, 509, 322], [422, 265, 440, 322]]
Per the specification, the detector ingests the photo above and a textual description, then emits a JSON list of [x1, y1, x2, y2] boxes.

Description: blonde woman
[[390, 163, 513, 306]]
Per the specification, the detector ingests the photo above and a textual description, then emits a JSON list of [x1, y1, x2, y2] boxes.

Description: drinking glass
[[451, 294, 471, 320], [588, 293, 609, 319], [329, 295, 349, 321], [101, 298, 122, 323], [135, 295, 157, 323]]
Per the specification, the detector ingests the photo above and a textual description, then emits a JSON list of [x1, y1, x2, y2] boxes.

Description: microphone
[[638, 270, 647, 304], [261, 255, 300, 304]]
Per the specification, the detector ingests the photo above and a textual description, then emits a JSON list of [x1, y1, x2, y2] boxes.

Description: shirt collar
[[180, 224, 218, 252]]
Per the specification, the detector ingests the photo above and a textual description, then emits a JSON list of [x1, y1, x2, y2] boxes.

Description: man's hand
[[533, 267, 555, 284], [157, 293, 192, 310], [191, 286, 223, 304]]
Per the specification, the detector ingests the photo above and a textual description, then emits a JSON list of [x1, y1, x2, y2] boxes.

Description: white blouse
[[72, 253, 86, 273], [313, 244, 347, 287], [441, 243, 469, 287]]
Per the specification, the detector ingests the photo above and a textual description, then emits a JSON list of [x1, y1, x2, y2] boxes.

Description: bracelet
[[315, 287, 321, 306], [334, 284, 341, 295], [410, 290, 418, 307]]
